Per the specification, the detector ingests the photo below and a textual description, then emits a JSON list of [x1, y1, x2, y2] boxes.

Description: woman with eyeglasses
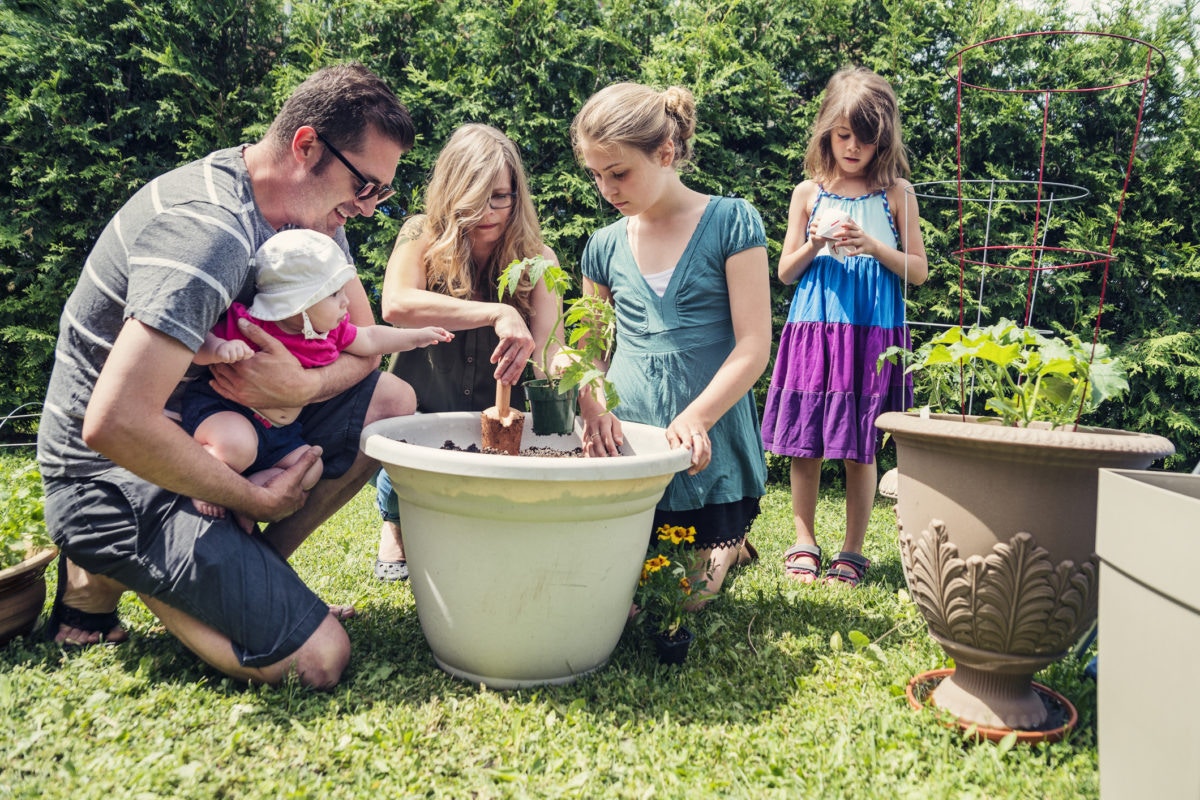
[[371, 123, 562, 582]]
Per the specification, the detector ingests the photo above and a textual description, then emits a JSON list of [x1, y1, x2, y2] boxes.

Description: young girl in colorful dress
[[572, 82, 772, 603], [761, 66, 928, 588]]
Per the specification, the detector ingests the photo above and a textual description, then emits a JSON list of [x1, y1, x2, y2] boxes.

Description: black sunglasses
[[314, 131, 397, 203]]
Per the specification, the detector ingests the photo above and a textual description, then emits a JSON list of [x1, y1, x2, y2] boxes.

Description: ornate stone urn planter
[[361, 412, 690, 688], [1096, 468, 1200, 798], [876, 411, 1173, 734]]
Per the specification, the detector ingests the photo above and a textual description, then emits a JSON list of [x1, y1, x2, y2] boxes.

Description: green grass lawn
[[0, 465, 1098, 799]]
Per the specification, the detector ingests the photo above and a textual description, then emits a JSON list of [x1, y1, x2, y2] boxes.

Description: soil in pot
[[438, 439, 587, 458]]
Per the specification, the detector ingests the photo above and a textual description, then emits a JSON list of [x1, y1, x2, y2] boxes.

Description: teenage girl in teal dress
[[572, 82, 772, 603]]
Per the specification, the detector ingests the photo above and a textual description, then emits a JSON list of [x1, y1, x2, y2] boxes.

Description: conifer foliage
[[2, 0, 1196, 467]]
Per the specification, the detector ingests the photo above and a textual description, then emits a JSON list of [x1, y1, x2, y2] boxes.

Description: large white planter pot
[[1096, 468, 1200, 800], [361, 412, 691, 688]]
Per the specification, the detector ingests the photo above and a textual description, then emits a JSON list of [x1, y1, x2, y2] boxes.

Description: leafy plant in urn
[[880, 318, 1129, 428]]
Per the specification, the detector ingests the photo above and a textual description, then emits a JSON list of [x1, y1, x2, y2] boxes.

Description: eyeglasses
[[314, 131, 397, 203], [489, 192, 518, 210]]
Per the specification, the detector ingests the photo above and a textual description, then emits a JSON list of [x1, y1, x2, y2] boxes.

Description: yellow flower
[[642, 555, 670, 577], [638, 524, 709, 639], [654, 524, 698, 545]]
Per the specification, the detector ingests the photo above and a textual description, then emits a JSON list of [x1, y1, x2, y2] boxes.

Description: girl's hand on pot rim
[[583, 414, 623, 457], [666, 420, 711, 475]]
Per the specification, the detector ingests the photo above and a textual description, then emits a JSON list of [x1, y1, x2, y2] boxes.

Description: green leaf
[[847, 630, 871, 650]]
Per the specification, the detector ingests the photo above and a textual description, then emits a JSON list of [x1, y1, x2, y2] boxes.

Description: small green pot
[[524, 379, 578, 435]]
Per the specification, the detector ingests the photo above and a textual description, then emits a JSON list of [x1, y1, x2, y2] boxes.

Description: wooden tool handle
[[496, 382, 511, 418]]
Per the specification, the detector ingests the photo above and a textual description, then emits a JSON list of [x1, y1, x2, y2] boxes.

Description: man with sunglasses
[[37, 63, 415, 689]]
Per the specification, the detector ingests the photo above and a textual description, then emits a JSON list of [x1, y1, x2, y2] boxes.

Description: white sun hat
[[248, 229, 357, 322]]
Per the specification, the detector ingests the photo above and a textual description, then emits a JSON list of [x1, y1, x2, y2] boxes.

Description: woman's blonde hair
[[805, 66, 909, 189], [403, 124, 543, 319], [570, 82, 697, 169]]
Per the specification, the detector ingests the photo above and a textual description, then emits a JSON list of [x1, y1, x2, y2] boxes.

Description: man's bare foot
[[54, 618, 129, 647], [327, 604, 357, 621], [48, 557, 129, 647]]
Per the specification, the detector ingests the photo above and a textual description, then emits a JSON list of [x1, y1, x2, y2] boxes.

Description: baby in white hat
[[181, 229, 452, 527]]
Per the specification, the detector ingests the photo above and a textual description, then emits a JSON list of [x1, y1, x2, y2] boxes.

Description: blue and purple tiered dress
[[761, 186, 913, 463]]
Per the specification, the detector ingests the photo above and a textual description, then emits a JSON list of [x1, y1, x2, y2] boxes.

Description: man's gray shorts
[[42, 372, 380, 667]]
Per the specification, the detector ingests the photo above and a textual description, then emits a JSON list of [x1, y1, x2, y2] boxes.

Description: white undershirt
[[642, 266, 675, 297]]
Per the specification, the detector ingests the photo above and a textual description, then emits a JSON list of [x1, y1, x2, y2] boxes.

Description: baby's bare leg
[[192, 411, 259, 519]]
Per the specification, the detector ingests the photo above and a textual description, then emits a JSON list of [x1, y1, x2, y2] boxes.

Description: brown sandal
[[735, 539, 759, 567]]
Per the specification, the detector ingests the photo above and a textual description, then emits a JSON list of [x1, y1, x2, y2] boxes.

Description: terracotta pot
[[0, 547, 57, 646], [876, 411, 1173, 730], [361, 412, 690, 688], [905, 668, 1078, 744]]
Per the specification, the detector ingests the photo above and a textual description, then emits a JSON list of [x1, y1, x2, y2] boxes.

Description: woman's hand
[[490, 305, 536, 385]]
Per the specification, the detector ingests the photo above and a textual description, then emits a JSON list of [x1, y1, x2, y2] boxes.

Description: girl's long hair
[[403, 124, 542, 320], [805, 66, 910, 190]]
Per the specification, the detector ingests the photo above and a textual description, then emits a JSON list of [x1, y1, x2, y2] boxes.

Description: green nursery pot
[[524, 379, 578, 436]]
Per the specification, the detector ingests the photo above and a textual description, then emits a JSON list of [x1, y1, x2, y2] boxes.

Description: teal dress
[[581, 196, 767, 544]]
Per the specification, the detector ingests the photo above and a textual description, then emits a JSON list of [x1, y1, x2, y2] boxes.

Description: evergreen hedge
[[2, 0, 1197, 469]]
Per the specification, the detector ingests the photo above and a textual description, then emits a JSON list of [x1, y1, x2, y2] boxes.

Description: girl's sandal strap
[[783, 544, 823, 581], [824, 551, 870, 588]]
